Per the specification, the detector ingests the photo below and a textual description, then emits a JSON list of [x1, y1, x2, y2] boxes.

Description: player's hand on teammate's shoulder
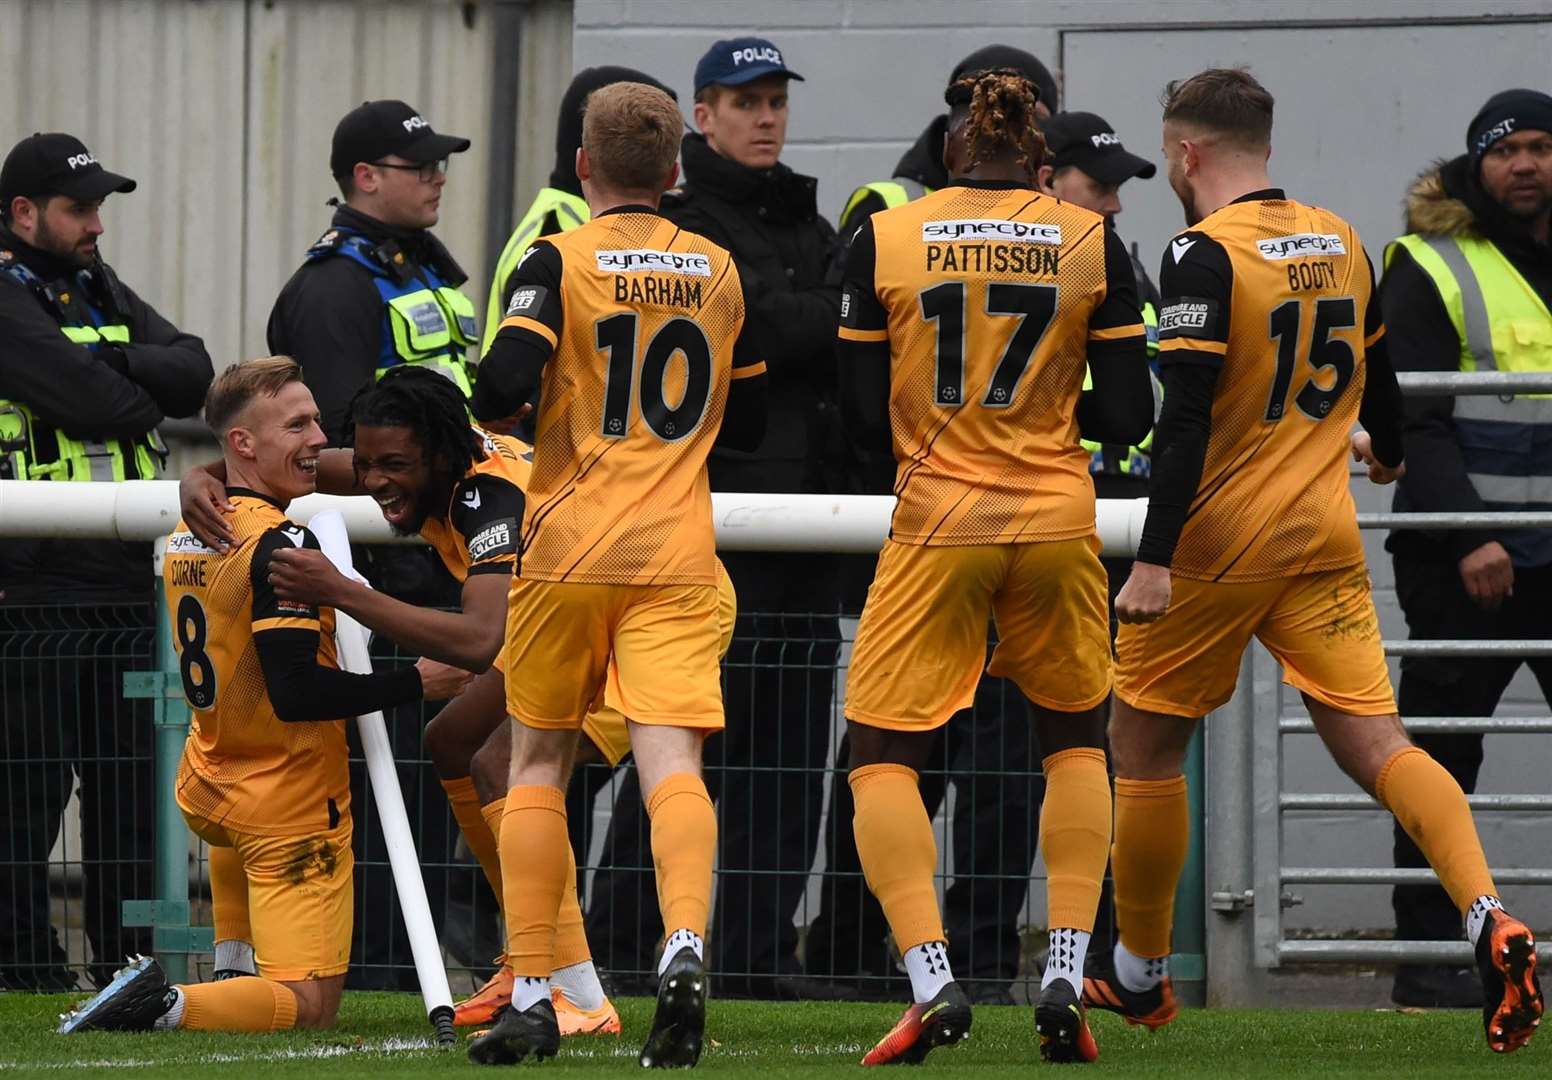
[[268, 546, 349, 606], [179, 467, 236, 552], [415, 656, 475, 701], [1349, 431, 1405, 486], [1116, 561, 1173, 624], [476, 401, 533, 437]]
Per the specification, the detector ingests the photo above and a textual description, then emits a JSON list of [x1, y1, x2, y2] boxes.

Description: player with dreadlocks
[[176, 365, 636, 1035], [836, 67, 1154, 1065]]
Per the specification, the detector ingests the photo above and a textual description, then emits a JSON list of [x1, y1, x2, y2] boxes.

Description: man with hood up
[[1381, 88, 1552, 1009]]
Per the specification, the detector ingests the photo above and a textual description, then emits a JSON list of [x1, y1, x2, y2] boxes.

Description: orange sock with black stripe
[[173, 977, 298, 1031], [442, 776, 503, 903], [1041, 748, 1112, 933], [849, 763, 944, 955], [1375, 745, 1497, 914], [500, 784, 570, 978], [1112, 774, 1189, 959], [646, 772, 716, 956]]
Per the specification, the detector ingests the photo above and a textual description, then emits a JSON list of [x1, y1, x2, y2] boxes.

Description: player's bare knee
[[423, 709, 472, 779], [471, 722, 512, 805], [1031, 701, 1107, 757], [844, 719, 937, 774], [1306, 697, 1412, 795], [1108, 698, 1195, 779], [282, 975, 343, 1029]]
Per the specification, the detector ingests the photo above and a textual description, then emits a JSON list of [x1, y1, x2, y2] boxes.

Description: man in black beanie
[[1380, 87, 1552, 1008], [481, 66, 677, 353]]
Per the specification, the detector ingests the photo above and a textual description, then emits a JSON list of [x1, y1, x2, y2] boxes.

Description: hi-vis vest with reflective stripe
[[1387, 230, 1552, 565], [306, 231, 477, 395], [840, 178, 931, 224], [482, 187, 591, 354], [0, 258, 163, 482]]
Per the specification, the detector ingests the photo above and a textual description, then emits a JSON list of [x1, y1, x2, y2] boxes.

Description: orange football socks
[[1376, 745, 1497, 914], [442, 775, 503, 903], [1112, 774, 1190, 958], [554, 841, 593, 969], [500, 784, 570, 977], [177, 977, 298, 1031], [849, 763, 944, 953], [646, 772, 717, 941], [1041, 748, 1113, 933]]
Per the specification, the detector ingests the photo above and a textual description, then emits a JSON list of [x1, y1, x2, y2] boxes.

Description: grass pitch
[[0, 991, 1544, 1078]]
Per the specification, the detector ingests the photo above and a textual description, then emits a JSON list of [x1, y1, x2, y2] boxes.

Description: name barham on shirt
[[922, 219, 1061, 275], [598, 249, 709, 308]]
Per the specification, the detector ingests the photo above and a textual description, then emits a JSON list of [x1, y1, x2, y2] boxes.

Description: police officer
[[655, 36, 849, 1001], [1381, 88, 1552, 1009], [267, 100, 477, 989], [1035, 111, 1162, 499], [806, 50, 1061, 1006], [270, 100, 475, 445], [0, 133, 213, 989], [481, 67, 677, 355]]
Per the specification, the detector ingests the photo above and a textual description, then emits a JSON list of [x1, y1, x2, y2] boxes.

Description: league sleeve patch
[[1157, 296, 1222, 339], [505, 284, 548, 317]]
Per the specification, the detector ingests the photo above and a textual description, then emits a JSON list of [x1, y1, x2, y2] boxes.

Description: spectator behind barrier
[[1380, 87, 1552, 1010]]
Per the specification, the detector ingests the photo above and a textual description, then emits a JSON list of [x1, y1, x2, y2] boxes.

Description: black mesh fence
[[0, 595, 1102, 1003]]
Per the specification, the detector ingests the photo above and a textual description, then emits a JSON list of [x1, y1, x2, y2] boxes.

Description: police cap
[[331, 100, 471, 179], [0, 133, 136, 206]]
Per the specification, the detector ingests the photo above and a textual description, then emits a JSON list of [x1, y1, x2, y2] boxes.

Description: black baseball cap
[[693, 37, 804, 94], [0, 133, 136, 206], [1041, 112, 1156, 184], [949, 45, 1058, 113], [330, 100, 471, 179]]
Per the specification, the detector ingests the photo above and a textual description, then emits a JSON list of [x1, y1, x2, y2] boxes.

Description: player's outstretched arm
[[179, 450, 359, 552], [268, 548, 506, 672]]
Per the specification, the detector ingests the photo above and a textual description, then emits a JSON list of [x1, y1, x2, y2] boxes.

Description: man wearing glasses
[[266, 99, 481, 989], [269, 100, 475, 447]]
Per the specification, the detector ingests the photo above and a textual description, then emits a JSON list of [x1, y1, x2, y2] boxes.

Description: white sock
[[904, 940, 953, 1004], [213, 939, 255, 975], [1114, 941, 1168, 993], [153, 986, 185, 1030], [552, 959, 606, 1011], [1466, 895, 1504, 946], [511, 975, 550, 1012], [658, 929, 704, 975], [1040, 928, 1091, 998]]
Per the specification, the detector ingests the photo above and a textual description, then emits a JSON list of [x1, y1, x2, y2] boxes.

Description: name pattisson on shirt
[[922, 219, 1062, 276]]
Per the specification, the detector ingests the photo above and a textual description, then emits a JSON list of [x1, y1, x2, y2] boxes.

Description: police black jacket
[[661, 133, 844, 494], [268, 205, 469, 445], [1382, 155, 1552, 564], [0, 225, 213, 600]]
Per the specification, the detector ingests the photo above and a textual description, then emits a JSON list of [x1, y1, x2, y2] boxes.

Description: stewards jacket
[[661, 134, 845, 495], [1381, 156, 1552, 566]]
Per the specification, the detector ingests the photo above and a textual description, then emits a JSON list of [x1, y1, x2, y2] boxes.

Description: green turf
[[0, 991, 1543, 1077]]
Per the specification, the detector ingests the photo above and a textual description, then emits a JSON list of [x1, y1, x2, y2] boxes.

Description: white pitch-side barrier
[[309, 511, 457, 1045], [0, 480, 1150, 555]]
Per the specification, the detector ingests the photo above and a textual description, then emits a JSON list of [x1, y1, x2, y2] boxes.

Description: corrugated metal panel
[[1, 0, 535, 374], [1, 0, 247, 371]]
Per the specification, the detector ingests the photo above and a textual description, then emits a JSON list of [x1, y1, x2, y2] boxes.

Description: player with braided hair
[[836, 66, 1154, 1065]]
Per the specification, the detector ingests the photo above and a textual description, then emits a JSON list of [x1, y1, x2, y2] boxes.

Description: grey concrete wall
[[574, 0, 1552, 934]]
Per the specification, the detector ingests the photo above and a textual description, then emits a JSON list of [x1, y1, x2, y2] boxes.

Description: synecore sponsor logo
[[922, 219, 1063, 244], [167, 530, 218, 555], [596, 249, 713, 276], [1256, 233, 1346, 260], [1159, 301, 1210, 333]]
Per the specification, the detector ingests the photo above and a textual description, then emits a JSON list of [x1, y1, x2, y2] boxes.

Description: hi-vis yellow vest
[[482, 188, 590, 354]]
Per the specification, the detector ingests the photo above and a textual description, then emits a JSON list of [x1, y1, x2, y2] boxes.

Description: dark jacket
[[835, 115, 951, 245], [661, 134, 844, 494], [1382, 155, 1552, 564], [267, 205, 469, 445], [0, 226, 213, 600]]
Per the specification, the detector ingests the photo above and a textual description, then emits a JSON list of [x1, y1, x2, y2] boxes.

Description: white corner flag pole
[[309, 511, 457, 1045]]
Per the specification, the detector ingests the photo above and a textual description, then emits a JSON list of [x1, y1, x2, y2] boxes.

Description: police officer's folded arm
[[266, 263, 383, 444], [112, 283, 213, 418], [0, 278, 161, 436]]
